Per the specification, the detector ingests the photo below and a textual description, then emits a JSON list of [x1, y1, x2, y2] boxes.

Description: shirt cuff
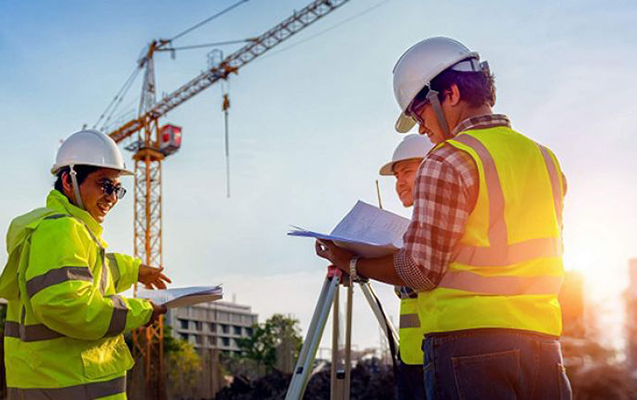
[[393, 248, 436, 291]]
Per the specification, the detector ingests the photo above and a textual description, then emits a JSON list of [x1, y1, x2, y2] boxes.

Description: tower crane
[[103, 1, 352, 398]]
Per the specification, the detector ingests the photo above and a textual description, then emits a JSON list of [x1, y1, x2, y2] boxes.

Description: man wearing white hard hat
[[0, 130, 170, 399], [379, 134, 431, 400], [316, 37, 571, 399]]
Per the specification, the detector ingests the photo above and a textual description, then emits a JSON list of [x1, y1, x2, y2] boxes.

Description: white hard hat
[[393, 37, 481, 133], [379, 134, 432, 176], [51, 129, 133, 175]]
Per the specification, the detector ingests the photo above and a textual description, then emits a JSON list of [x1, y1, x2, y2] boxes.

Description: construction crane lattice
[[104, 1, 352, 398]]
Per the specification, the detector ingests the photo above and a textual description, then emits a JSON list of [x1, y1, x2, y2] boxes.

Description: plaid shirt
[[393, 114, 513, 291]]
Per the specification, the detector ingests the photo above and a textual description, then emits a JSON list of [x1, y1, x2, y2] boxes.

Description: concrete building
[[165, 300, 258, 355]]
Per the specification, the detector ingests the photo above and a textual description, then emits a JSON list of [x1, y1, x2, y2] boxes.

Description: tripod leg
[[343, 282, 353, 400], [285, 275, 340, 400], [359, 281, 399, 346], [331, 282, 340, 399]]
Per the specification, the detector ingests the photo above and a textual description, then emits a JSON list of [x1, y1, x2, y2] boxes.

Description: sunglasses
[[406, 87, 440, 127], [99, 180, 127, 200]]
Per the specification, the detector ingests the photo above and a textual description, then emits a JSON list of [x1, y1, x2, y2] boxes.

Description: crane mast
[[105, 1, 352, 398]]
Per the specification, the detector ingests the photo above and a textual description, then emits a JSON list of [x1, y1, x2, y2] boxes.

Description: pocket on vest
[[81, 337, 134, 379]]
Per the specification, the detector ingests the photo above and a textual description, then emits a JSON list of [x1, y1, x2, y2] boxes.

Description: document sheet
[[138, 285, 223, 309], [288, 200, 411, 257]]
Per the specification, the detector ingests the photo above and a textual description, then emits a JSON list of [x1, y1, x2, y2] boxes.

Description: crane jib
[[108, 0, 352, 143]]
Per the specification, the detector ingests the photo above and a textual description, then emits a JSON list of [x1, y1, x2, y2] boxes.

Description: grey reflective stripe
[[438, 271, 563, 296], [453, 237, 562, 267], [450, 134, 562, 267], [105, 295, 128, 337], [26, 266, 93, 298], [66, 216, 108, 295], [453, 134, 507, 246], [538, 144, 563, 226], [43, 213, 69, 220], [4, 321, 64, 342], [99, 251, 108, 295], [7, 375, 126, 400], [399, 313, 421, 329], [105, 253, 121, 288]]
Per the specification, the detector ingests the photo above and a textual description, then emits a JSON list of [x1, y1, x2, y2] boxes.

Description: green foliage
[[166, 340, 202, 396], [234, 314, 302, 375]]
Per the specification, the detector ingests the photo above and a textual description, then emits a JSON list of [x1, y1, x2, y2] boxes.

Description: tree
[[234, 314, 302, 375]]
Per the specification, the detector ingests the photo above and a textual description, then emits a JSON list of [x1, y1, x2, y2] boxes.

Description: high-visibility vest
[[1, 190, 153, 399], [398, 294, 424, 365], [418, 126, 565, 337]]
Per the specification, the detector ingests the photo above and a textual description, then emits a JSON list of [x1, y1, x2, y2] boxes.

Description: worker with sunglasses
[[0, 129, 171, 399], [316, 37, 571, 399]]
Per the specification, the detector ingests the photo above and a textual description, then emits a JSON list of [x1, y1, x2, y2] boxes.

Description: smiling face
[[63, 168, 123, 223], [393, 158, 422, 207]]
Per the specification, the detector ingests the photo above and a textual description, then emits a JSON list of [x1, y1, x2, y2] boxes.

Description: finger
[[145, 283, 152, 290], [159, 273, 172, 283], [155, 281, 167, 289]]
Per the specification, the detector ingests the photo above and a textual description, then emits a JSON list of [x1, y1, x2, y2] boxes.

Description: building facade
[[165, 301, 258, 355]]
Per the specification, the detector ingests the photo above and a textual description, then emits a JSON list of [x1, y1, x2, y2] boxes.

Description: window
[[233, 326, 242, 336], [222, 337, 230, 347], [246, 327, 253, 337], [195, 335, 203, 345], [221, 324, 229, 334], [209, 323, 216, 333], [179, 319, 188, 330], [180, 333, 188, 341], [194, 321, 202, 331]]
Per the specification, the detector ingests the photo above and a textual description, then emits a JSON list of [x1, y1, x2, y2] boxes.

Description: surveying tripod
[[285, 267, 399, 400]]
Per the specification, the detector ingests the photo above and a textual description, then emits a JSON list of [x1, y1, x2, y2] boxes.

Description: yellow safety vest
[[418, 126, 565, 337], [1, 190, 153, 399], [397, 292, 424, 365]]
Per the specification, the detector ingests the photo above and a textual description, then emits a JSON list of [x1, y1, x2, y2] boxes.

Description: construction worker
[[0, 129, 171, 399], [379, 134, 431, 400], [316, 37, 572, 399]]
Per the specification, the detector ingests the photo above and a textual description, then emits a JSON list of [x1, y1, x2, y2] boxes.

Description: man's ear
[[446, 84, 462, 107], [61, 172, 73, 194]]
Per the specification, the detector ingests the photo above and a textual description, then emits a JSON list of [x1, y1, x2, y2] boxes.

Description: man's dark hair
[[54, 165, 100, 193], [413, 68, 496, 108]]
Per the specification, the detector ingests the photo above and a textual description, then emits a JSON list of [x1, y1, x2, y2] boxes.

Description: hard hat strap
[[426, 89, 452, 140], [69, 166, 85, 210]]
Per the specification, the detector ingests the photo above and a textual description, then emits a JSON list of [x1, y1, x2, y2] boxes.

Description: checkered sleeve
[[393, 144, 478, 291]]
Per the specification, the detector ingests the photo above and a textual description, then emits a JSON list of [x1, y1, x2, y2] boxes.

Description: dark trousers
[[422, 329, 572, 400], [397, 358, 425, 400]]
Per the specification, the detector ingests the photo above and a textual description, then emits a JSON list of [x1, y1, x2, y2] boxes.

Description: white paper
[[288, 201, 411, 258], [137, 285, 223, 309]]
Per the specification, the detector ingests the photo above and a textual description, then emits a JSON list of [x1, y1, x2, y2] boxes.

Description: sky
[[1, 0, 637, 352]]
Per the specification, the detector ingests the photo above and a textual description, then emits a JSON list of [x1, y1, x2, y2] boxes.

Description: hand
[[315, 240, 355, 273], [145, 301, 167, 327], [138, 264, 172, 290]]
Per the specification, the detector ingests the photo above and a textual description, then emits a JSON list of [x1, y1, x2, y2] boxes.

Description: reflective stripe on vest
[[105, 254, 121, 288], [440, 134, 563, 295], [105, 295, 129, 337], [7, 375, 126, 400], [4, 321, 64, 342], [399, 313, 420, 329], [26, 266, 93, 298]]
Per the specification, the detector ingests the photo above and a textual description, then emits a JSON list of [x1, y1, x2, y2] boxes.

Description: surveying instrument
[[285, 266, 399, 400]]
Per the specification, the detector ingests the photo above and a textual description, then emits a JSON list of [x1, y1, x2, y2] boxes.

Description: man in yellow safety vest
[[0, 129, 171, 399], [379, 134, 430, 399], [316, 37, 572, 399]]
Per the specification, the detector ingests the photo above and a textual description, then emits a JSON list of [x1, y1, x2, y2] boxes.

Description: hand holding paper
[[138, 285, 223, 309]]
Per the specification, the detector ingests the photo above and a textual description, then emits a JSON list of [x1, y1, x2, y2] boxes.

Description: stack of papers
[[288, 201, 411, 258], [138, 285, 223, 309]]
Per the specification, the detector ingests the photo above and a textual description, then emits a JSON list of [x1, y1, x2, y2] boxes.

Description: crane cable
[[258, 0, 392, 62], [222, 83, 231, 198], [93, 65, 142, 131], [168, 0, 250, 43]]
